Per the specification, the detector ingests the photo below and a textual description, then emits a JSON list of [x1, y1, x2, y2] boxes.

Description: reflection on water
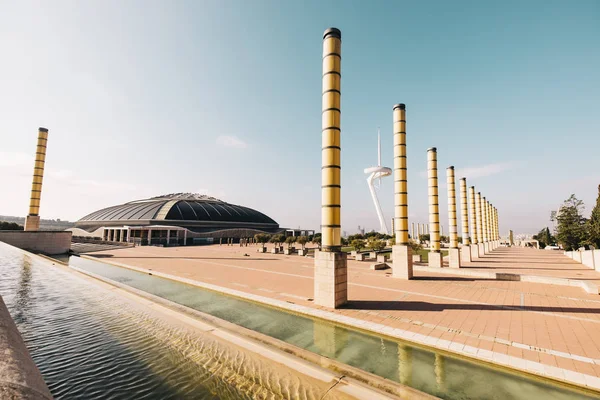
[[70, 255, 600, 400], [0, 244, 349, 400]]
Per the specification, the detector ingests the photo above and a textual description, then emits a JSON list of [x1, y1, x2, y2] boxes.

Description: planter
[[369, 252, 377, 259], [271, 248, 280, 254], [257, 247, 266, 253], [284, 248, 294, 255], [355, 253, 366, 261], [297, 249, 307, 256], [376, 254, 388, 263]]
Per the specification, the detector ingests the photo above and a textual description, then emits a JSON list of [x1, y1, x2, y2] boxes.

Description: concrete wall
[[581, 251, 595, 269], [0, 295, 53, 399], [0, 231, 71, 255], [565, 249, 600, 272]]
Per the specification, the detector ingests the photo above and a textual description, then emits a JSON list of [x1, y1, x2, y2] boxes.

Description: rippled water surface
[[0, 244, 343, 400], [70, 255, 600, 400]]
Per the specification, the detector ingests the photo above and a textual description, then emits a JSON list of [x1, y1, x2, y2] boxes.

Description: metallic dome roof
[[77, 193, 278, 225]]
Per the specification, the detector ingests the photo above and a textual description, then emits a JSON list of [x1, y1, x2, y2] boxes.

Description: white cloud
[[455, 162, 517, 179], [216, 135, 247, 149], [419, 161, 517, 180], [0, 151, 32, 168]]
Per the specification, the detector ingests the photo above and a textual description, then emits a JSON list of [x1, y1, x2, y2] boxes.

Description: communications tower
[[364, 128, 392, 234]]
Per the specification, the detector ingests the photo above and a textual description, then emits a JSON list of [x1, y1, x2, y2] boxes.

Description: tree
[[350, 239, 366, 252], [532, 227, 555, 249], [348, 233, 365, 242], [588, 185, 600, 249], [296, 236, 309, 250], [551, 194, 587, 251], [254, 233, 270, 249], [0, 221, 24, 231], [367, 237, 386, 252], [312, 235, 322, 250], [408, 239, 423, 253], [285, 235, 296, 249], [269, 234, 280, 247], [440, 235, 449, 244], [419, 234, 430, 242]]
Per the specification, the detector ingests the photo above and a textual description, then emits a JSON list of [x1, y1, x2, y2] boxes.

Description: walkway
[[462, 247, 600, 283], [85, 244, 600, 392]]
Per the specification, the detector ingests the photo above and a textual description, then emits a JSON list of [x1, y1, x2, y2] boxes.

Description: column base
[[461, 245, 472, 263], [478, 243, 485, 255], [24, 215, 40, 231], [392, 245, 413, 279], [314, 250, 347, 309], [449, 248, 461, 268], [484, 242, 490, 253], [429, 251, 443, 268], [471, 244, 480, 259]]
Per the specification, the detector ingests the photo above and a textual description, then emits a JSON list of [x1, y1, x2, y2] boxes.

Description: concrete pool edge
[[78, 254, 600, 394], [0, 296, 54, 400], [31, 251, 434, 399]]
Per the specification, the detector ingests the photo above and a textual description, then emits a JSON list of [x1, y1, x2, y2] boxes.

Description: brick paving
[[458, 246, 600, 284], [87, 244, 600, 389]]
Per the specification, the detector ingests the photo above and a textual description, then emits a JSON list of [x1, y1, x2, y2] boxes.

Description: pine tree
[[552, 195, 587, 251], [588, 185, 600, 248]]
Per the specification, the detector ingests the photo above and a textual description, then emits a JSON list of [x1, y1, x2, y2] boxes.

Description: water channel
[[0, 243, 348, 399], [1, 241, 599, 399], [68, 255, 599, 400]]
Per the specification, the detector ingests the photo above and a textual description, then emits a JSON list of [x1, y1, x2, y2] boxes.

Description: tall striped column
[[495, 207, 499, 240], [393, 104, 409, 246], [320, 28, 342, 252], [447, 167, 460, 268], [488, 201, 496, 250], [497, 208, 500, 241], [488, 202, 494, 249], [482, 197, 489, 253], [475, 192, 485, 255], [314, 28, 347, 308], [460, 178, 472, 262], [427, 148, 443, 267], [469, 186, 479, 259], [392, 104, 413, 279], [493, 206, 498, 245], [488, 201, 493, 248], [24, 127, 49, 231]]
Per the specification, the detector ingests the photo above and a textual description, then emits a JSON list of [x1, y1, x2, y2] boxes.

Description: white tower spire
[[364, 127, 392, 234]]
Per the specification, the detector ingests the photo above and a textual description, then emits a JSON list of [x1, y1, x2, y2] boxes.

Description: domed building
[[71, 193, 288, 245]]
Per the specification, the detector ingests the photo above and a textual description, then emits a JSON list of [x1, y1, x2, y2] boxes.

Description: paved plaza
[[86, 244, 600, 391]]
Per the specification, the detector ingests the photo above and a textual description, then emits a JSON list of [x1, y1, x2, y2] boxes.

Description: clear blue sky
[[1, 0, 599, 234]]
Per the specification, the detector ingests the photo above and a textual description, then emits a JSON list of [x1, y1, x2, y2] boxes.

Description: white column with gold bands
[[427, 148, 443, 268], [475, 192, 485, 255], [320, 27, 342, 252], [314, 28, 347, 309], [24, 127, 49, 231], [468, 186, 479, 259], [482, 197, 489, 253], [392, 104, 413, 279], [459, 178, 471, 262], [447, 167, 460, 268]]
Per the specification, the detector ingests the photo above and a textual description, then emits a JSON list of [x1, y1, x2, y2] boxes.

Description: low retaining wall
[[0, 231, 71, 255], [0, 295, 53, 399], [565, 249, 600, 272]]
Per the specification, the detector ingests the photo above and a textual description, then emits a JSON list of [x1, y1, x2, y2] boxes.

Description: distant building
[[70, 193, 284, 245]]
